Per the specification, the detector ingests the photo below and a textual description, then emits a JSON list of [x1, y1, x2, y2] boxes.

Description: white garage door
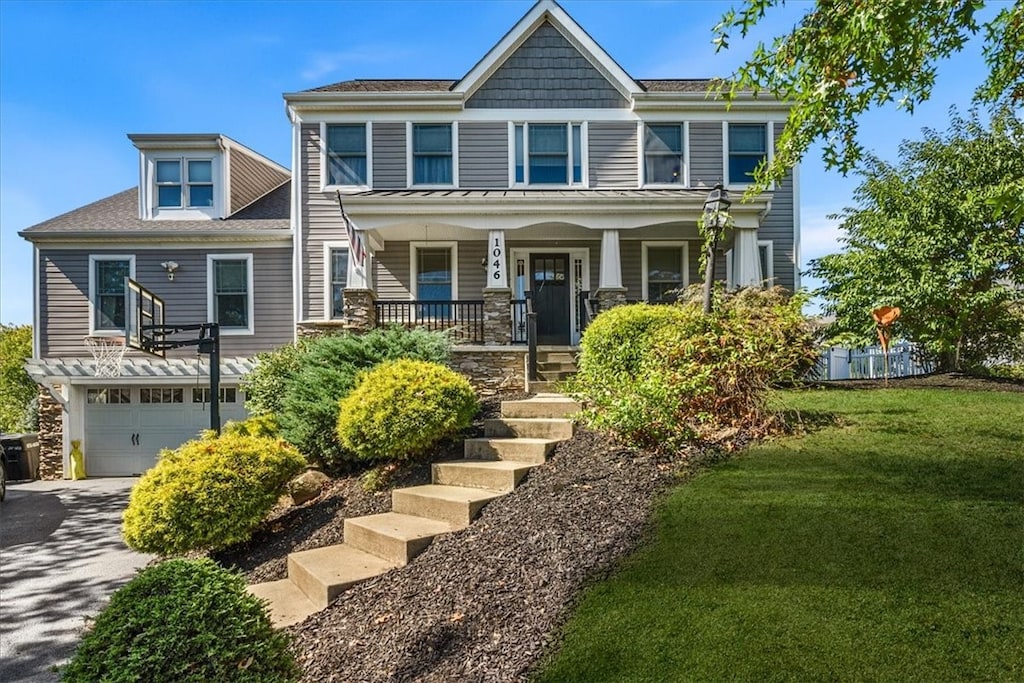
[[84, 385, 248, 476]]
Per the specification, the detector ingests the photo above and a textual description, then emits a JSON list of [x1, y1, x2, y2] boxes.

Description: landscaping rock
[[288, 470, 331, 506]]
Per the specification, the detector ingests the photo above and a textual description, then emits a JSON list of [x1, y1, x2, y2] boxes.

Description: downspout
[[288, 104, 303, 340]]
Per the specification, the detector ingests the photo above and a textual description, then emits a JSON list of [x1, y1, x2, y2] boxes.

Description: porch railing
[[511, 299, 528, 344], [375, 300, 484, 344]]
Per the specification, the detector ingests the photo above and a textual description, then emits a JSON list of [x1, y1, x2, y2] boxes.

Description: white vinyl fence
[[814, 343, 934, 380]]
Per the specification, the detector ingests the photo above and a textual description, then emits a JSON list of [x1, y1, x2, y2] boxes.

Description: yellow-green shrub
[[336, 359, 477, 462], [121, 433, 305, 555]]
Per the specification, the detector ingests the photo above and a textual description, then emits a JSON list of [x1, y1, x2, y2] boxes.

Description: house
[[19, 0, 798, 479]]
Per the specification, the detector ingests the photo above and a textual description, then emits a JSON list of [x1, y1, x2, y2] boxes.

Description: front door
[[531, 254, 571, 345]]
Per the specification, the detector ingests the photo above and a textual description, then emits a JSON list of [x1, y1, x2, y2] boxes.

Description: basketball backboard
[[126, 278, 166, 358]]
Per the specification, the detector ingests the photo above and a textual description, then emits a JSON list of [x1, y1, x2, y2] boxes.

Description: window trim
[[323, 241, 349, 321], [509, 122, 588, 188], [642, 122, 689, 188], [88, 254, 136, 336], [321, 121, 373, 191], [206, 253, 255, 335], [758, 239, 774, 286], [641, 242, 689, 302], [150, 155, 219, 216], [723, 121, 774, 190], [409, 242, 459, 302], [407, 122, 459, 188]]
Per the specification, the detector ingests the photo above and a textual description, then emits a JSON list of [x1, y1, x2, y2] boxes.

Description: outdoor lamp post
[[701, 183, 731, 314]]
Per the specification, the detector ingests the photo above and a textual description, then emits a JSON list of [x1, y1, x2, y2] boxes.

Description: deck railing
[[375, 300, 485, 344], [511, 299, 528, 344]]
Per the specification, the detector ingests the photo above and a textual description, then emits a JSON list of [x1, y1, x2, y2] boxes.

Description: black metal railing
[[511, 299, 528, 344], [375, 300, 484, 344]]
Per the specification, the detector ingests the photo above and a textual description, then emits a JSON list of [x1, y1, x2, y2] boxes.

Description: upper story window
[[412, 124, 454, 185], [727, 123, 767, 185], [208, 254, 254, 334], [644, 124, 684, 185], [326, 124, 368, 186], [513, 123, 584, 186], [156, 159, 214, 208], [89, 255, 134, 335]]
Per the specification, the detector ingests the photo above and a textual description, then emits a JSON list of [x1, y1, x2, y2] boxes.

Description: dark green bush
[[567, 288, 816, 452], [337, 359, 477, 462], [122, 433, 305, 555], [277, 327, 451, 467], [61, 558, 298, 682]]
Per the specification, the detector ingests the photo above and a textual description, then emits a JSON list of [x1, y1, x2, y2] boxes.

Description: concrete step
[[537, 351, 577, 364], [392, 484, 501, 528], [433, 459, 536, 492], [526, 380, 561, 394], [344, 512, 454, 565], [463, 437, 557, 464], [247, 579, 319, 629], [287, 544, 398, 610], [537, 360, 578, 373], [537, 370, 575, 381], [483, 417, 575, 440], [501, 395, 582, 419]]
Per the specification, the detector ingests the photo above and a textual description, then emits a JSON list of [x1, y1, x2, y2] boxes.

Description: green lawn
[[537, 388, 1024, 682]]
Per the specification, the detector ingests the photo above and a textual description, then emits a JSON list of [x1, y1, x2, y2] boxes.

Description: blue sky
[[0, 0, 992, 326]]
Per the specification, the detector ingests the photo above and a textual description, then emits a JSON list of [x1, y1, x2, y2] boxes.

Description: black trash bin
[[0, 433, 40, 481]]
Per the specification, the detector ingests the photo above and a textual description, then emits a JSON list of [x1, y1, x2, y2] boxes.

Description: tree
[[713, 0, 1024, 192], [807, 107, 1024, 371], [0, 324, 37, 432]]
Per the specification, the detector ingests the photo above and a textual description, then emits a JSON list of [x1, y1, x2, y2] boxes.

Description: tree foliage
[[808, 106, 1024, 371], [0, 324, 36, 432], [713, 0, 1024, 191]]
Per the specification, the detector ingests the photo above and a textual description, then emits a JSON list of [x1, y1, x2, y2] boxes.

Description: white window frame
[[88, 254, 136, 336], [323, 241, 349, 320], [321, 121, 373, 191], [409, 242, 459, 302], [642, 122, 689, 188], [407, 122, 459, 188], [508, 121, 588, 187], [723, 121, 774, 190], [759, 239, 775, 286], [207, 253, 255, 335], [641, 242, 689, 302], [149, 155, 219, 218]]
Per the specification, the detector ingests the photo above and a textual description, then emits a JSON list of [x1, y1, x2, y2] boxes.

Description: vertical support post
[[209, 325, 220, 435], [526, 291, 538, 383]]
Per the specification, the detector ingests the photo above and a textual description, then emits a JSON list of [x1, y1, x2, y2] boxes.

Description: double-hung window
[[156, 159, 214, 208], [412, 244, 457, 318], [208, 254, 253, 333], [90, 255, 133, 334], [727, 123, 767, 185], [643, 243, 687, 303], [513, 123, 583, 185], [326, 124, 368, 186], [412, 124, 453, 185], [645, 124, 684, 185], [329, 247, 348, 319]]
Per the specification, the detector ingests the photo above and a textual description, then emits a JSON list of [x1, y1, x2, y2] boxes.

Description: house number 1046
[[492, 237, 504, 279]]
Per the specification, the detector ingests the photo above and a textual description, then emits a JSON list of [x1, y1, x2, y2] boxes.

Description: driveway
[[0, 478, 154, 682]]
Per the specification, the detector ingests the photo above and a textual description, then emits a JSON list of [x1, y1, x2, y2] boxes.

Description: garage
[[84, 384, 248, 476]]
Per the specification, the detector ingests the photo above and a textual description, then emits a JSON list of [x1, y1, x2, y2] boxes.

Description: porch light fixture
[[160, 261, 180, 281], [701, 183, 731, 314]]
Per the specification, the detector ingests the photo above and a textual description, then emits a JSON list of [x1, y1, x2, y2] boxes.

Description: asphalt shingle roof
[[304, 78, 718, 94]]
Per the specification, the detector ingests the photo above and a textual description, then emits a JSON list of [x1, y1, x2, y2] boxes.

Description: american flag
[[336, 191, 367, 267]]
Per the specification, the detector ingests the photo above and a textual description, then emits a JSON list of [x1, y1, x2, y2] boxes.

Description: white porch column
[[733, 227, 763, 288], [485, 230, 508, 289], [346, 250, 371, 289], [599, 229, 622, 289]]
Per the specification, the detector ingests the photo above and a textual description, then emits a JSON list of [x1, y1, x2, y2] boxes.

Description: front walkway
[[0, 478, 153, 682]]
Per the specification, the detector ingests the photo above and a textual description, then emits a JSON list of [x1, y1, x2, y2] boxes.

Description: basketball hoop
[[84, 336, 128, 378]]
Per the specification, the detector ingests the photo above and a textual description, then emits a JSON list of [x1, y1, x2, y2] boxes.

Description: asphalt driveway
[[0, 478, 153, 682]]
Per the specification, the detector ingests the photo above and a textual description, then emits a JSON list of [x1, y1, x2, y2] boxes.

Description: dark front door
[[531, 254, 571, 345]]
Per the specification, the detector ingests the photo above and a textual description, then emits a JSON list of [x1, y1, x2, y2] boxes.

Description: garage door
[[84, 385, 248, 476]]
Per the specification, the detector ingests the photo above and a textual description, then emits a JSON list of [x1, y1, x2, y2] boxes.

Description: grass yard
[[537, 388, 1023, 682]]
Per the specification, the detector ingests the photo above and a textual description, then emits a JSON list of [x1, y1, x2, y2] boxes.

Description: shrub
[[337, 359, 477, 462], [568, 288, 816, 452], [242, 339, 311, 416], [122, 433, 305, 555], [277, 327, 451, 467], [60, 558, 298, 683], [222, 413, 280, 438]]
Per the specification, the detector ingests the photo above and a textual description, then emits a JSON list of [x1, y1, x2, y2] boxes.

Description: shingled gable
[[455, 0, 640, 105]]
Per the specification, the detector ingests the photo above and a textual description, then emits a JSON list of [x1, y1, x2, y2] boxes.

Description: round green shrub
[[60, 558, 298, 683], [336, 359, 478, 462], [121, 433, 305, 555]]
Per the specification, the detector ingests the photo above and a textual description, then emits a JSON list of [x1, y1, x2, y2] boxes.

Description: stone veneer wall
[[36, 385, 64, 480], [482, 288, 512, 345], [449, 346, 527, 397], [595, 287, 628, 312]]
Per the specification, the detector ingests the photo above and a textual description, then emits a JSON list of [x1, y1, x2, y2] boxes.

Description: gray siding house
[[20, 0, 799, 479]]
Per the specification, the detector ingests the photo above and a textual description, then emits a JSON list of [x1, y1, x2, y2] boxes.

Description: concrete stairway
[[248, 393, 580, 627], [528, 348, 579, 394]]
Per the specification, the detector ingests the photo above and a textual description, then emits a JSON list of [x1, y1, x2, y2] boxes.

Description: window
[[513, 123, 584, 185], [140, 388, 183, 404], [208, 254, 253, 333], [192, 387, 237, 403], [412, 124, 453, 185], [87, 388, 131, 404], [643, 243, 688, 303], [90, 255, 133, 334], [759, 240, 774, 285], [326, 124, 367, 186], [728, 123, 767, 185], [156, 158, 214, 208], [645, 124, 684, 185], [329, 247, 348, 319], [412, 243, 458, 317]]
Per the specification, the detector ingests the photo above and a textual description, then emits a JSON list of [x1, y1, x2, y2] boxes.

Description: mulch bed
[[807, 371, 1024, 393]]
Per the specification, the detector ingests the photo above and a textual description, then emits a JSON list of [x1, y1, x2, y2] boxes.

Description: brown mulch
[[806, 371, 1024, 393]]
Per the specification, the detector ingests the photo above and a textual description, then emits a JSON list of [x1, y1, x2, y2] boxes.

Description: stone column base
[[36, 385, 64, 480], [595, 287, 629, 313], [482, 288, 512, 345]]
